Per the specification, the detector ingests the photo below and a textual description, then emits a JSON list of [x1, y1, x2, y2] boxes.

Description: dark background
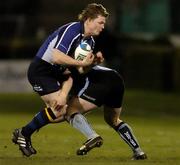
[[1, 0, 180, 92]]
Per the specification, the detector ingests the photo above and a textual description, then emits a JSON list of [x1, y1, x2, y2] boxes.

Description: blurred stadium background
[[1, 0, 180, 93], [0, 1, 180, 165], [0, 0, 180, 92]]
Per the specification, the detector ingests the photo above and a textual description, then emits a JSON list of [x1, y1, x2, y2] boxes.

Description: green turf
[[0, 90, 180, 165]]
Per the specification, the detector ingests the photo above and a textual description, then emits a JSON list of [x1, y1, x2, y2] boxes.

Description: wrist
[[77, 60, 85, 67]]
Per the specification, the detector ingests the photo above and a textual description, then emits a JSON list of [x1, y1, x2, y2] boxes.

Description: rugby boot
[[77, 136, 103, 155], [12, 128, 37, 157], [132, 151, 147, 160]]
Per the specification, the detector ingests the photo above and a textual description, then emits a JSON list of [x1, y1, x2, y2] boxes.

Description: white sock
[[70, 113, 99, 139]]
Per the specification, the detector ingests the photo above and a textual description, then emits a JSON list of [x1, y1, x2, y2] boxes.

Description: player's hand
[[94, 51, 104, 65], [51, 91, 67, 111], [81, 53, 94, 67]]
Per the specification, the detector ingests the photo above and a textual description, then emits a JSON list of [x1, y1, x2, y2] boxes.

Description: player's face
[[86, 15, 106, 36]]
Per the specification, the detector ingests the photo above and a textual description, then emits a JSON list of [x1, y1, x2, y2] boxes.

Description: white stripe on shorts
[[92, 65, 112, 71], [78, 77, 89, 97]]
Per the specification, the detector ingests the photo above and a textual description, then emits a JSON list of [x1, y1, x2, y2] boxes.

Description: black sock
[[21, 109, 50, 138], [115, 122, 140, 151]]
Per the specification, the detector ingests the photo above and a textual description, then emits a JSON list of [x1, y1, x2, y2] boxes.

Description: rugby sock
[[21, 108, 51, 138], [115, 122, 142, 153], [70, 113, 99, 139]]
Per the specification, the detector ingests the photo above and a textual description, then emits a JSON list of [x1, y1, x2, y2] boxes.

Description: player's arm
[[60, 75, 73, 103], [52, 75, 73, 112], [50, 75, 73, 118], [52, 48, 94, 67]]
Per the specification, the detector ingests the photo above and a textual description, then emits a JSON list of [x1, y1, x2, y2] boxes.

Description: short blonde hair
[[78, 3, 109, 22]]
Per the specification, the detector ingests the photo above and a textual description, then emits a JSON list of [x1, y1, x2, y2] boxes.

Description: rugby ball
[[74, 42, 91, 60]]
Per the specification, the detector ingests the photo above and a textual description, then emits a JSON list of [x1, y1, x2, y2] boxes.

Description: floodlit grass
[[0, 90, 180, 165]]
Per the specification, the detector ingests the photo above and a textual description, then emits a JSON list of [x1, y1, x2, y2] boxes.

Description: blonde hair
[[78, 3, 109, 22]]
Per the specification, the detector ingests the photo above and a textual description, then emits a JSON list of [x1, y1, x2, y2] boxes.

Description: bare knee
[[66, 97, 97, 119], [104, 115, 120, 128], [41, 93, 67, 120]]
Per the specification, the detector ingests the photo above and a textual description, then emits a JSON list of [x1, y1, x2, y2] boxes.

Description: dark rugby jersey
[[35, 22, 95, 64]]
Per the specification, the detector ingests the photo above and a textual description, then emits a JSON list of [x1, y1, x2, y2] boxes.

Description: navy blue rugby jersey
[[35, 22, 95, 64]]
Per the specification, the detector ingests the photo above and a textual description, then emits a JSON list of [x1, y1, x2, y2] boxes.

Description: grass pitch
[[0, 90, 180, 165]]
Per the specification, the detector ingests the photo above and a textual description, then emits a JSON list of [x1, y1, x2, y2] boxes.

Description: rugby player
[[12, 3, 147, 160], [68, 66, 147, 160], [12, 3, 107, 157]]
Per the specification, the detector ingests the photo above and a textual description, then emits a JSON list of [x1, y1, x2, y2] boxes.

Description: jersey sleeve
[[54, 22, 80, 54]]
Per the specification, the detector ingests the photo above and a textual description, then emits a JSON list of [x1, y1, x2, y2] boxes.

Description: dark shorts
[[27, 57, 69, 96], [72, 66, 125, 108]]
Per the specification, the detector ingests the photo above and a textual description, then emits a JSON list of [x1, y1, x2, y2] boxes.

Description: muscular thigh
[[41, 90, 61, 107], [41, 89, 67, 118]]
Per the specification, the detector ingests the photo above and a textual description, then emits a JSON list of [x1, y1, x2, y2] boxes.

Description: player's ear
[[86, 18, 93, 23]]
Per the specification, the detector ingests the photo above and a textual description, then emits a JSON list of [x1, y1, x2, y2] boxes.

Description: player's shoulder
[[59, 22, 82, 33]]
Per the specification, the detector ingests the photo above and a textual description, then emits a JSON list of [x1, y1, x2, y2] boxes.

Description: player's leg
[[12, 58, 70, 157], [12, 89, 66, 157], [98, 68, 147, 159], [67, 68, 113, 155], [21, 90, 66, 137], [103, 106, 147, 160], [66, 97, 103, 155], [19, 75, 73, 140]]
